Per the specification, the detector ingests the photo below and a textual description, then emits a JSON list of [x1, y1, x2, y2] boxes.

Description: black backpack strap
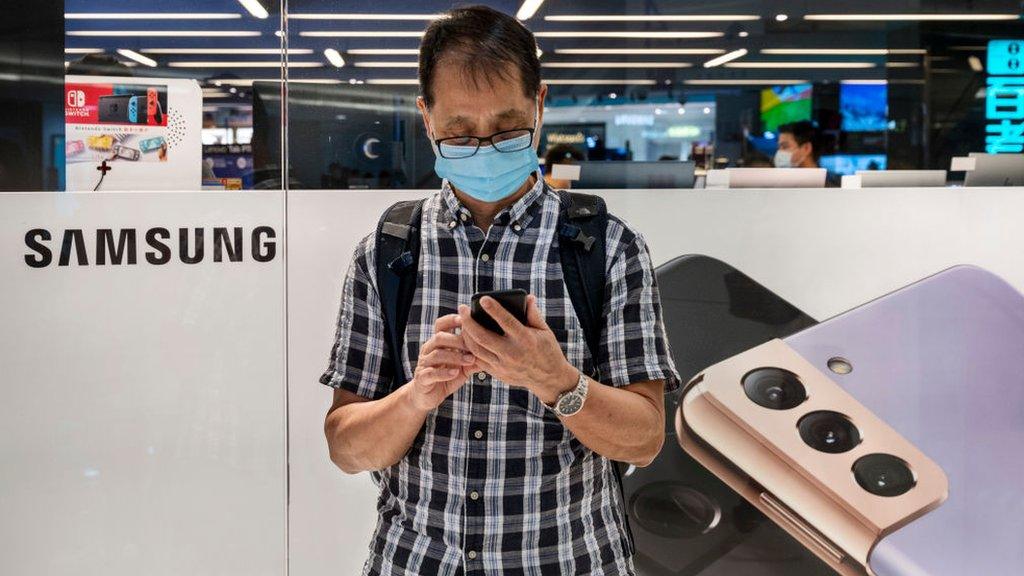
[[374, 199, 425, 391], [555, 188, 608, 371]]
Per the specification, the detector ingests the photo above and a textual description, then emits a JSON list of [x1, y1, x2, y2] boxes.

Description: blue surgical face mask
[[430, 103, 541, 203]]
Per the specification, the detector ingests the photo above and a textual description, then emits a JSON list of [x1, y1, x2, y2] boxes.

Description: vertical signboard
[[986, 40, 1024, 153]]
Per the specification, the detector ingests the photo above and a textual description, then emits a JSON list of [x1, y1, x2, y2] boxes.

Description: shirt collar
[[439, 170, 546, 231]]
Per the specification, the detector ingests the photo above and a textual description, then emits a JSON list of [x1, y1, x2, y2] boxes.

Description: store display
[[761, 84, 813, 133]]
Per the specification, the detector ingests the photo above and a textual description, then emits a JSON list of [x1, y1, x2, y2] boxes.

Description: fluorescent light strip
[[143, 48, 312, 55], [725, 61, 876, 68], [804, 13, 1018, 21], [544, 79, 657, 85], [545, 14, 758, 21], [968, 56, 984, 72], [535, 31, 723, 38], [215, 78, 343, 86], [703, 48, 748, 68], [346, 49, 420, 55], [238, 0, 269, 19], [289, 13, 440, 20], [555, 48, 725, 55], [841, 80, 887, 85], [116, 48, 157, 67], [517, 0, 546, 20], [685, 79, 808, 85], [365, 79, 420, 85], [544, 62, 693, 68], [66, 12, 241, 19], [352, 61, 418, 68], [300, 31, 424, 38], [761, 48, 926, 55], [886, 62, 919, 68], [324, 48, 346, 68], [67, 31, 261, 37], [168, 61, 322, 68], [65, 48, 103, 54]]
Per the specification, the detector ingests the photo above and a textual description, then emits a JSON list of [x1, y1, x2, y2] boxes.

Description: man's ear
[[416, 95, 432, 138]]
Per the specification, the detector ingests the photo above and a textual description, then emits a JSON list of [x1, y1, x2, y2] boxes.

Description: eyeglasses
[[434, 128, 536, 159]]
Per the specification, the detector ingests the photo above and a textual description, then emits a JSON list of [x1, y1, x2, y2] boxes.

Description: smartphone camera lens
[[742, 368, 807, 410], [798, 411, 861, 453], [853, 454, 916, 497]]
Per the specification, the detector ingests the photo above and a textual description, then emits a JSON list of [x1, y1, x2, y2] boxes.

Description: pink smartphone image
[[678, 265, 1024, 575]]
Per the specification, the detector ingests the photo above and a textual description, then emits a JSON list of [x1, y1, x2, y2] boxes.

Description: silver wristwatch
[[552, 370, 589, 417]]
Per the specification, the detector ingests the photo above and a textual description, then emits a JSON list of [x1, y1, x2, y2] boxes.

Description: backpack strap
[[374, 198, 425, 390], [555, 188, 608, 372]]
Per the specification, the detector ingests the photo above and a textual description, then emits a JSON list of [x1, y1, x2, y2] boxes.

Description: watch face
[[557, 393, 584, 416]]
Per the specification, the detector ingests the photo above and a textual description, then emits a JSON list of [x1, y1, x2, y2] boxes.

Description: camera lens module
[[742, 368, 807, 410]]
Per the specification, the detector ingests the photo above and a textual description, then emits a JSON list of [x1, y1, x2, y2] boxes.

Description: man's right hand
[[408, 314, 476, 413]]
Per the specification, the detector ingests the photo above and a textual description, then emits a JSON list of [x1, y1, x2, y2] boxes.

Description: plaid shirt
[[320, 176, 680, 575]]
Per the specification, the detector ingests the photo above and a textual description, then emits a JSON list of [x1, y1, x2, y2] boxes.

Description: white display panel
[[0, 191, 286, 576], [286, 186, 1024, 576]]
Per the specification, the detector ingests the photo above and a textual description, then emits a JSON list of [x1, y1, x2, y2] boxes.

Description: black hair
[[66, 53, 134, 77], [418, 5, 541, 108], [778, 120, 819, 160]]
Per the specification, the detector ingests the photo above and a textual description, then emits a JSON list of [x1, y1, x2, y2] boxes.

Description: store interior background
[[2, 0, 1021, 192]]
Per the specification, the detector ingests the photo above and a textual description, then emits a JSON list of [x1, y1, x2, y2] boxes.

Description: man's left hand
[[457, 294, 579, 405]]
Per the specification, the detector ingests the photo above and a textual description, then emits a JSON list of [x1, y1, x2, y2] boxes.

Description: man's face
[[777, 132, 811, 164], [417, 61, 546, 149]]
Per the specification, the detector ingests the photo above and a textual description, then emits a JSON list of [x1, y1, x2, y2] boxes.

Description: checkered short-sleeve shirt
[[320, 176, 680, 576]]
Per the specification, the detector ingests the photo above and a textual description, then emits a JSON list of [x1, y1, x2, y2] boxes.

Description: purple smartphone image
[[784, 265, 1024, 575]]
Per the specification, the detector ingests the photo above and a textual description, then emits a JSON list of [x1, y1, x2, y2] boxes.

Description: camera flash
[[827, 357, 853, 374]]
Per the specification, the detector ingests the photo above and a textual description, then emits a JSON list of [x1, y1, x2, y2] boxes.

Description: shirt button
[[470, 491, 480, 500], [513, 223, 522, 232], [459, 212, 469, 222], [467, 550, 478, 560], [448, 220, 457, 229], [473, 429, 484, 439], [480, 253, 490, 262], [476, 371, 487, 381]]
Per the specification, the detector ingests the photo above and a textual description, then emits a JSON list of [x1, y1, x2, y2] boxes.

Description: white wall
[[287, 186, 1024, 575], [3, 187, 1024, 575]]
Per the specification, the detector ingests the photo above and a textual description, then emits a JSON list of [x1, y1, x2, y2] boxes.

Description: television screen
[[820, 154, 887, 176], [760, 83, 813, 133], [841, 82, 888, 132]]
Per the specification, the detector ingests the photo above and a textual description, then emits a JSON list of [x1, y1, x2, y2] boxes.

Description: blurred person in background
[[774, 121, 820, 169], [542, 143, 583, 189]]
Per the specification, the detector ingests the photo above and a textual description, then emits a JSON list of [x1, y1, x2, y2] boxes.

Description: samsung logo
[[24, 226, 277, 268]]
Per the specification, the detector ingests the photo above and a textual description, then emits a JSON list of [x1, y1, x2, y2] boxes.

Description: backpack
[[373, 186, 635, 555]]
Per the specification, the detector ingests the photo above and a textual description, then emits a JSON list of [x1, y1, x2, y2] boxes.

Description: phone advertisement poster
[[64, 75, 202, 191]]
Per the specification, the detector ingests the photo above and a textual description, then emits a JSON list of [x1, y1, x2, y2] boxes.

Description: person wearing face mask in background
[[774, 121, 820, 169], [319, 5, 680, 576]]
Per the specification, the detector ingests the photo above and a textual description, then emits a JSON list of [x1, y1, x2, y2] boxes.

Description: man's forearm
[[325, 383, 430, 474], [555, 375, 665, 467]]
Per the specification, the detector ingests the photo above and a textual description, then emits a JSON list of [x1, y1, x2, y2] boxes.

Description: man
[[542, 143, 584, 189], [320, 6, 679, 575], [774, 120, 820, 169]]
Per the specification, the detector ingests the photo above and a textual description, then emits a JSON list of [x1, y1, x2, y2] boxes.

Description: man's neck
[[452, 173, 538, 231]]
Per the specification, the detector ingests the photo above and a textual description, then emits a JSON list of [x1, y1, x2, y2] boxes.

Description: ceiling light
[[703, 107, 711, 114], [167, 61, 322, 68], [544, 14, 758, 21], [609, 92, 618, 99], [352, 61, 418, 68], [886, 62, 919, 68], [116, 49, 157, 67], [738, 31, 749, 38], [544, 62, 693, 68], [300, 31, 424, 38], [703, 48, 748, 68], [677, 107, 685, 115], [555, 48, 725, 55], [684, 79, 809, 85], [346, 49, 419, 55], [841, 80, 887, 85], [968, 55, 984, 72], [365, 79, 420, 85], [517, 0, 546, 20], [143, 48, 312, 55], [535, 31, 723, 39], [543, 79, 657, 85], [324, 48, 345, 68], [214, 78, 343, 86], [66, 12, 241, 19], [238, 0, 269, 19], [805, 13, 1017, 21], [536, 47, 543, 58], [65, 48, 103, 54], [67, 30, 260, 37], [775, 14, 789, 21], [761, 48, 926, 55], [725, 61, 876, 68], [289, 13, 439, 20]]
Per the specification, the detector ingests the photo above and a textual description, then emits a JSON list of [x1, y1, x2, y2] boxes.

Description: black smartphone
[[623, 255, 832, 576], [470, 289, 528, 335]]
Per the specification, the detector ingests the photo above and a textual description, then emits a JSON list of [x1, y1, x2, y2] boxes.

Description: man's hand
[[409, 314, 477, 413], [457, 294, 578, 405]]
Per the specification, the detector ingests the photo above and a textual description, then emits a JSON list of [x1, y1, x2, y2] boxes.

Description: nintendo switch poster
[[64, 75, 202, 191]]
